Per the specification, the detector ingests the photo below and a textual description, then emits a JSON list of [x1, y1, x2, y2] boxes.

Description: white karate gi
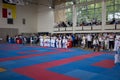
[[114, 35, 120, 51], [62, 38, 68, 48], [58, 39, 62, 48], [47, 37, 50, 47], [51, 37, 55, 48], [56, 38, 59, 48], [40, 36, 44, 47]]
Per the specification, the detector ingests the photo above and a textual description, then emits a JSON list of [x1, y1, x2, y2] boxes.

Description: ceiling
[[37, 0, 73, 6], [24, 0, 73, 8]]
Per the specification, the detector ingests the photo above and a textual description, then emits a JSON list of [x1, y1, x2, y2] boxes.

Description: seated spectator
[[86, 17, 92, 26], [67, 21, 73, 27], [92, 18, 97, 25], [63, 21, 68, 27], [110, 18, 116, 24], [54, 22, 59, 28]]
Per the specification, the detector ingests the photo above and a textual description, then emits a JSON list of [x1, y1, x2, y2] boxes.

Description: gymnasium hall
[[0, 0, 120, 80]]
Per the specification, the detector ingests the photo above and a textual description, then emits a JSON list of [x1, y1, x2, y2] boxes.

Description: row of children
[[32, 35, 71, 48], [6, 33, 120, 64]]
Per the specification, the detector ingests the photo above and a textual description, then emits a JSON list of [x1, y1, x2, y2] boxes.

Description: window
[[76, 2, 102, 26], [77, 6, 87, 25], [76, 0, 93, 4], [87, 4, 94, 9], [65, 8, 73, 22], [66, 1, 73, 6], [76, 0, 86, 4], [106, 0, 120, 22]]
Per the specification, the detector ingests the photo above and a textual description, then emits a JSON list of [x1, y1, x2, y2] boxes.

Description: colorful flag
[[2, 3, 16, 19]]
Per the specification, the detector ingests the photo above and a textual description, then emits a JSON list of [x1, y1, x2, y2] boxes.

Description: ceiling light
[[49, 6, 52, 9]]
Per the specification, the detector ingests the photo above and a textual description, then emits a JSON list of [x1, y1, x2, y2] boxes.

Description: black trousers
[[109, 41, 114, 49], [88, 41, 92, 48]]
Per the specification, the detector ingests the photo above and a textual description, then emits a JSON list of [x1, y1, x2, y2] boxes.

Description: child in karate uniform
[[58, 38, 62, 48], [39, 35, 44, 47], [56, 37, 59, 48], [62, 36, 68, 48], [50, 36, 55, 48]]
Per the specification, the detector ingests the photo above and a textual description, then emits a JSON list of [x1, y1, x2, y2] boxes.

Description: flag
[[2, 8, 12, 18], [2, 3, 16, 19]]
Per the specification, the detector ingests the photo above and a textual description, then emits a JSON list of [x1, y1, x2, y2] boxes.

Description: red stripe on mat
[[14, 68, 78, 80], [13, 52, 102, 80], [0, 49, 70, 62], [92, 59, 114, 68]]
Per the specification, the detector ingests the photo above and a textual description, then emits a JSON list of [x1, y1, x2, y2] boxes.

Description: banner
[[2, 3, 16, 19]]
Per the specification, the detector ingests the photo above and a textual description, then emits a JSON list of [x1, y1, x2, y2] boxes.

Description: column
[[72, 5, 77, 33], [102, 0, 106, 30]]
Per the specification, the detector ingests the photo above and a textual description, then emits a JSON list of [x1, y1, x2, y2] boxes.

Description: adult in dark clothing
[[6, 35, 9, 42], [110, 18, 116, 24]]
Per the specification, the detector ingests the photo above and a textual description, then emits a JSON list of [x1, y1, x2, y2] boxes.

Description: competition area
[[0, 44, 120, 80]]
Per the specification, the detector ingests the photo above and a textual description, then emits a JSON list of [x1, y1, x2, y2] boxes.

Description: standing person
[[71, 34, 75, 47], [98, 34, 105, 51], [50, 36, 55, 48], [109, 33, 115, 51], [105, 36, 109, 50], [87, 34, 92, 48], [22, 36, 27, 45], [114, 33, 120, 51], [30, 35, 34, 45], [93, 37, 99, 52], [58, 37, 62, 48], [6, 35, 9, 42], [81, 35, 86, 48], [44, 35, 47, 47], [56, 37, 59, 48], [39, 35, 44, 47], [114, 41, 120, 64], [47, 35, 50, 47], [62, 36, 68, 48], [77, 34, 82, 47]]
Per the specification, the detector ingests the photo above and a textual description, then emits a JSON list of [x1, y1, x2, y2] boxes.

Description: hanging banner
[[2, 2, 16, 19]]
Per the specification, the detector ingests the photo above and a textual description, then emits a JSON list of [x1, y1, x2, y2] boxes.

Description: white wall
[[37, 6, 54, 33], [0, 0, 38, 33], [0, 0, 55, 34], [37, 0, 54, 33]]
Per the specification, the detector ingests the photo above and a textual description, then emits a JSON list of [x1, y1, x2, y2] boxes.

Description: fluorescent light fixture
[[49, 6, 52, 8]]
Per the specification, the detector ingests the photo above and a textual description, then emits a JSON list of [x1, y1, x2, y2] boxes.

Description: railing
[[53, 24, 120, 33]]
